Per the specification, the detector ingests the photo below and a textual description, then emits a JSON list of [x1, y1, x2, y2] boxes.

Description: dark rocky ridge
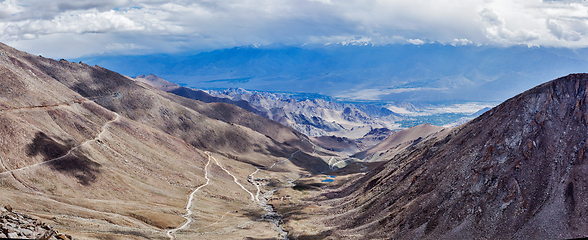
[[324, 73, 588, 239]]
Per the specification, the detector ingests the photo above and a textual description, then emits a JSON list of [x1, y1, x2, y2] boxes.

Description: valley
[[2, 39, 588, 240]]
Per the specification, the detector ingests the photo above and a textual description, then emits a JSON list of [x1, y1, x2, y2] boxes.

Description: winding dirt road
[[0, 113, 120, 175], [166, 152, 212, 240], [0, 110, 158, 233], [209, 153, 255, 202], [167, 151, 260, 240]]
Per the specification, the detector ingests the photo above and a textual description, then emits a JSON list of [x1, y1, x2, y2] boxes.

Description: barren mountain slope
[[18, 45, 327, 173], [316, 73, 588, 239], [0, 43, 210, 239], [0, 42, 329, 239], [134, 73, 180, 91], [168, 86, 270, 119], [353, 123, 446, 161]]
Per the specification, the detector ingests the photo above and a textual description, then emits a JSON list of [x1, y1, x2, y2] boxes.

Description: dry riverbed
[[269, 161, 385, 239]]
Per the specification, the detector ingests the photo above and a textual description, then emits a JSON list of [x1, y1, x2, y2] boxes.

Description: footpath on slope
[[0, 114, 120, 175], [0, 93, 122, 175], [0, 96, 162, 236], [0, 93, 119, 112]]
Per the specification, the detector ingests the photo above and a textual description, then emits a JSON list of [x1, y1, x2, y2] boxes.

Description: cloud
[[408, 39, 425, 45], [546, 19, 564, 39], [479, 7, 540, 45], [0, 0, 22, 19], [3, 10, 143, 40], [451, 38, 472, 46], [480, 8, 504, 27], [2, 0, 588, 58]]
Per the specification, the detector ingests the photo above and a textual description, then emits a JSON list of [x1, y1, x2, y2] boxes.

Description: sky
[[1, 0, 588, 58]]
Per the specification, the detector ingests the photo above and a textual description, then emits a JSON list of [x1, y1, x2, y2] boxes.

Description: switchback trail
[[0, 114, 120, 175], [209, 153, 255, 202], [0, 93, 119, 112], [0, 94, 122, 175]]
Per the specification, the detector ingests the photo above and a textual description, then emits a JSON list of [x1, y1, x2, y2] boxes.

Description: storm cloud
[[2, 0, 588, 58]]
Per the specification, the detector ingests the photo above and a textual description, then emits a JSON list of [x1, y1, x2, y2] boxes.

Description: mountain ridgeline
[[318, 73, 588, 239]]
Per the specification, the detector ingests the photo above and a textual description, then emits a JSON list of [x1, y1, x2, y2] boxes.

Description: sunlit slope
[[0, 42, 328, 239]]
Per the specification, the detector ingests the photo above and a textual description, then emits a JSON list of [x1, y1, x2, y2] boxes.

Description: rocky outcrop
[[1, 205, 73, 240]]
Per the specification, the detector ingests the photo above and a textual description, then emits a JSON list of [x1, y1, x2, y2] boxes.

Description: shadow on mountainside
[[26, 132, 101, 185]]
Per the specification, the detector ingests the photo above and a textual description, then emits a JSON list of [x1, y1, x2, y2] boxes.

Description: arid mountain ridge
[[303, 73, 588, 239], [204, 88, 403, 138]]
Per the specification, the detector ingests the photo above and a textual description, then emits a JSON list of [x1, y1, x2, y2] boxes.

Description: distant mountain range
[[153, 79, 403, 153], [75, 43, 588, 102]]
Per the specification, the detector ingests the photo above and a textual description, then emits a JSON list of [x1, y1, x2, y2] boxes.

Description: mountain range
[[134, 74, 490, 156], [2, 42, 588, 239], [76, 44, 588, 103]]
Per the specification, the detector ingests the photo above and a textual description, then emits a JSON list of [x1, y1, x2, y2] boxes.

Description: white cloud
[[408, 39, 425, 45], [2, 0, 588, 58], [2, 10, 143, 41], [451, 38, 472, 46], [0, 0, 22, 19], [546, 18, 564, 39]]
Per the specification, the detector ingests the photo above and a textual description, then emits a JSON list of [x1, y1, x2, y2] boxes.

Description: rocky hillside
[[1, 205, 73, 239], [133, 74, 180, 91], [318, 73, 588, 239], [206, 88, 403, 138]]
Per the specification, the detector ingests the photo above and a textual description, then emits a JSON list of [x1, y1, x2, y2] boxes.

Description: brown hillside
[[318, 73, 588, 239], [0, 42, 328, 239], [353, 123, 445, 161]]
